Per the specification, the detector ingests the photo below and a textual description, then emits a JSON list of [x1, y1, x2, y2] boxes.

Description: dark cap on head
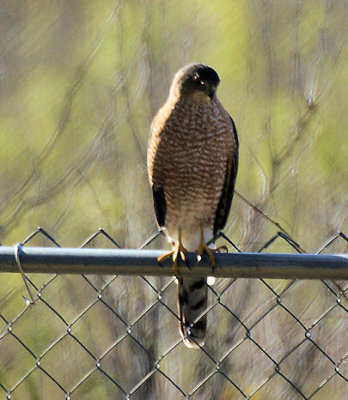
[[171, 63, 220, 100]]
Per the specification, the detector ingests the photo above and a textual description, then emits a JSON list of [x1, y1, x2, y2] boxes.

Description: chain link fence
[[0, 2, 347, 399], [0, 228, 347, 399]]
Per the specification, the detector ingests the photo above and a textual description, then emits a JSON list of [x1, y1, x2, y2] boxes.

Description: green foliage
[[0, 1, 347, 398]]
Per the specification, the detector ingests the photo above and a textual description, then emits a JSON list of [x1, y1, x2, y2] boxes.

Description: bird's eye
[[193, 74, 205, 87]]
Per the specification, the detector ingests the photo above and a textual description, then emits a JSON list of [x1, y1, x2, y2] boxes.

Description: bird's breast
[[159, 100, 233, 240]]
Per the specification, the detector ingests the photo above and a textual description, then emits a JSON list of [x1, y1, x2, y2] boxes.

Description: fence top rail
[[0, 245, 347, 279]]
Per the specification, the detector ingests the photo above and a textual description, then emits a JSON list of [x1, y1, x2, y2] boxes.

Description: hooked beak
[[208, 89, 215, 99], [207, 83, 216, 99]]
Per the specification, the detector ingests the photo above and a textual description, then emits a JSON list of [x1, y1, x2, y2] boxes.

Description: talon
[[197, 226, 216, 272], [157, 239, 187, 277], [197, 242, 216, 270], [157, 252, 171, 265], [215, 245, 228, 253]]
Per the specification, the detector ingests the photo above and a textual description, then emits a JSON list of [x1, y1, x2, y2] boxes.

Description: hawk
[[147, 63, 239, 348]]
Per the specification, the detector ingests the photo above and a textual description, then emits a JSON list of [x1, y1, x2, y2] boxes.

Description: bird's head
[[170, 63, 220, 103]]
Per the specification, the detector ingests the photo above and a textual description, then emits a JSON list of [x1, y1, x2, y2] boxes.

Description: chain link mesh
[[0, 229, 347, 399], [0, 1, 347, 398]]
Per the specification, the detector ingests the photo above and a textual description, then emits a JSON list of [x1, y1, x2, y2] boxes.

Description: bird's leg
[[214, 245, 228, 253], [157, 230, 187, 277], [197, 225, 216, 271]]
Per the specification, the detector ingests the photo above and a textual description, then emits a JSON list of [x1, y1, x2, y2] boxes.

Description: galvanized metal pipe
[[0, 246, 347, 279]]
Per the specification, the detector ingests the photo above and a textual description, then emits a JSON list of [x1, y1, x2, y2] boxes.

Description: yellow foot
[[197, 240, 216, 270], [158, 241, 187, 277], [197, 225, 217, 272]]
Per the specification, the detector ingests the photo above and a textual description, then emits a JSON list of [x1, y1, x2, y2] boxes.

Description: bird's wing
[[152, 186, 166, 228], [213, 116, 239, 236], [147, 107, 170, 229]]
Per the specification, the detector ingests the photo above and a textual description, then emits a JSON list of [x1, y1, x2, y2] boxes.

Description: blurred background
[[0, 0, 347, 399]]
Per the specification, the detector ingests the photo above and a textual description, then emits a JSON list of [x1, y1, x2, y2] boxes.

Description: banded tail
[[177, 277, 208, 348]]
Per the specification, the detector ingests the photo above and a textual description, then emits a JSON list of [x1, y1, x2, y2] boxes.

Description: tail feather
[[177, 277, 208, 348]]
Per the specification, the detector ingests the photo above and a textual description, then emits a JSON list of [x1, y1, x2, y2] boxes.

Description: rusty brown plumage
[[147, 63, 238, 348]]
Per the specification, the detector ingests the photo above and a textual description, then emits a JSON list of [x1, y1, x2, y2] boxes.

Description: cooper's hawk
[[147, 63, 239, 348]]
